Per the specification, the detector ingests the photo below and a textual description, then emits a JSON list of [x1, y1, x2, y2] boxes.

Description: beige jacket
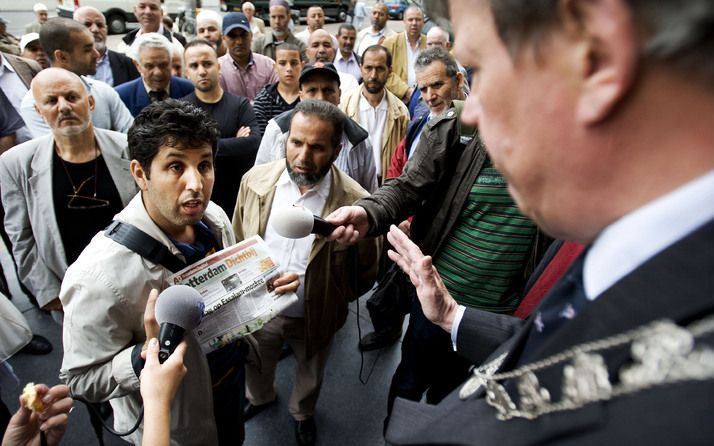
[[381, 32, 427, 99], [340, 85, 410, 181], [233, 160, 380, 356]]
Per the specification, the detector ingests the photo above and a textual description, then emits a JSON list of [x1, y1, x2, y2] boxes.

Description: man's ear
[[333, 142, 343, 161], [132, 58, 141, 72], [565, 0, 638, 124], [54, 49, 68, 66], [87, 94, 95, 112], [130, 159, 149, 191]]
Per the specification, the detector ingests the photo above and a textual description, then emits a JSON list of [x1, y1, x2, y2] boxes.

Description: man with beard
[[381, 5, 426, 103], [196, 10, 226, 58], [305, 29, 359, 97], [0, 68, 136, 314], [234, 99, 379, 446], [340, 45, 409, 182], [59, 99, 299, 445], [252, 0, 305, 61], [117, 0, 186, 54], [74, 6, 140, 87], [182, 39, 260, 217], [24, 3, 48, 34], [256, 61, 377, 193], [346, 0, 714, 444], [218, 12, 277, 102], [334, 24, 361, 82], [355, 3, 395, 60], [116, 32, 194, 116], [20, 18, 133, 137]]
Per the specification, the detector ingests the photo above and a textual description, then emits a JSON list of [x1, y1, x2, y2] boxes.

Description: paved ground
[[2, 237, 407, 445]]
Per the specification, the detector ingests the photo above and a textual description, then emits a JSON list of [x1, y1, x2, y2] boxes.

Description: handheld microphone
[[154, 285, 205, 363], [271, 205, 336, 238]]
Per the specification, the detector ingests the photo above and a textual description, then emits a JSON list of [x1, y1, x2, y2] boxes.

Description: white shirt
[[338, 71, 360, 99], [334, 50, 362, 83], [358, 90, 388, 173], [356, 26, 396, 60], [405, 34, 421, 87], [264, 169, 332, 317], [452, 169, 714, 348]]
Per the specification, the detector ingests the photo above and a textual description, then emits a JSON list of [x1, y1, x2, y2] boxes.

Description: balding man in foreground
[[345, 0, 714, 444], [1, 68, 135, 314]]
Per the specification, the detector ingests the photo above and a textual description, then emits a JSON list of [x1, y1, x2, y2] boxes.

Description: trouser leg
[[282, 317, 332, 421], [245, 317, 285, 405], [208, 341, 248, 446]]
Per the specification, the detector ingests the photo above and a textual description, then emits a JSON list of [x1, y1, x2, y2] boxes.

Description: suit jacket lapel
[[29, 137, 69, 274]]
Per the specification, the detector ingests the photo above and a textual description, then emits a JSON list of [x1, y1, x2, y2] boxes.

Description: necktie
[[517, 250, 589, 364], [148, 90, 167, 103]]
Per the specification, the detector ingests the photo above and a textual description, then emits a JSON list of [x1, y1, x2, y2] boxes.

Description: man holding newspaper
[[232, 99, 380, 446], [59, 99, 299, 446]]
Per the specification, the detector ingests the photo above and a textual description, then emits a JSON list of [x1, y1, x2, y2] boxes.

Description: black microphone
[[271, 205, 336, 238], [154, 285, 205, 363]]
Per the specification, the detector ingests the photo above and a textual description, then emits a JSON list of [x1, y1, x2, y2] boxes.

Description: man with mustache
[[355, 2, 395, 60], [339, 45, 409, 183], [59, 99, 299, 445], [355, 0, 714, 444], [116, 32, 194, 116], [74, 6, 139, 87], [334, 24, 361, 83], [252, 0, 305, 61], [234, 99, 379, 446], [305, 29, 359, 98], [19, 17, 134, 137]]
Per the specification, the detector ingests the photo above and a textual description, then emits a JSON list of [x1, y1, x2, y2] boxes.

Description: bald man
[[74, 6, 139, 86], [1, 68, 136, 313], [305, 29, 359, 97]]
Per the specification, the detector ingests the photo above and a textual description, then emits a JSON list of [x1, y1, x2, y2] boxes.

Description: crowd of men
[[2, 0, 713, 445]]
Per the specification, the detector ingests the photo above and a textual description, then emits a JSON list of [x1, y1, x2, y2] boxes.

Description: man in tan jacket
[[381, 5, 426, 103], [340, 45, 409, 183], [234, 100, 379, 446]]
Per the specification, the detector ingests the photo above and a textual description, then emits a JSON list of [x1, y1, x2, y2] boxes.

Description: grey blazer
[[0, 128, 137, 307]]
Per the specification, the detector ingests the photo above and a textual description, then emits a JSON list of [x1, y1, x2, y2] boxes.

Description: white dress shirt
[[358, 90, 388, 173], [264, 169, 331, 317], [405, 34, 421, 87]]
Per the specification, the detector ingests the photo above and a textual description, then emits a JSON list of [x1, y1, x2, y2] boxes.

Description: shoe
[[359, 328, 402, 351], [243, 400, 275, 421], [19, 335, 53, 355], [294, 417, 316, 446]]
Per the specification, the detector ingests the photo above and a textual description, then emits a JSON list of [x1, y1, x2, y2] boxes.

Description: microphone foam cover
[[155, 285, 205, 330], [271, 206, 314, 238]]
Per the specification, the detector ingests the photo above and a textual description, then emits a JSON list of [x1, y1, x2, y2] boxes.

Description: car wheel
[[107, 14, 126, 34], [337, 8, 347, 22]]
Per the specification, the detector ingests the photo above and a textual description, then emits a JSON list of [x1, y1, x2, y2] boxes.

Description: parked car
[[385, 0, 409, 20], [222, 0, 348, 23], [57, 0, 220, 34]]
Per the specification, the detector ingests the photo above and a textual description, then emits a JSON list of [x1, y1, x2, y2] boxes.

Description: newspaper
[[169, 235, 297, 353]]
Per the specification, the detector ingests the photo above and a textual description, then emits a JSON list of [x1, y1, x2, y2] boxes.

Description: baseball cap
[[299, 62, 341, 86], [20, 33, 40, 52], [222, 12, 251, 35]]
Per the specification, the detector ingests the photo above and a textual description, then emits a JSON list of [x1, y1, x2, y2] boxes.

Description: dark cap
[[269, 0, 290, 11], [223, 12, 251, 35], [299, 61, 341, 86]]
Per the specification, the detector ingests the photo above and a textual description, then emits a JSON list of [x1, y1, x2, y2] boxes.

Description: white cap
[[20, 33, 40, 52], [33, 3, 48, 12]]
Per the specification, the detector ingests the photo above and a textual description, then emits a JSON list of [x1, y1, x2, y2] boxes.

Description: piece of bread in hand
[[20, 382, 45, 413]]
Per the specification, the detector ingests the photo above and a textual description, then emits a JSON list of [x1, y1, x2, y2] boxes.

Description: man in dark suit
[[116, 32, 193, 116], [74, 6, 139, 87], [331, 0, 714, 444]]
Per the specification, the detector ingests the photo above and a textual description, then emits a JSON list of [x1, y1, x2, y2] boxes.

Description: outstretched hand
[[3, 384, 72, 446], [386, 225, 459, 333]]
